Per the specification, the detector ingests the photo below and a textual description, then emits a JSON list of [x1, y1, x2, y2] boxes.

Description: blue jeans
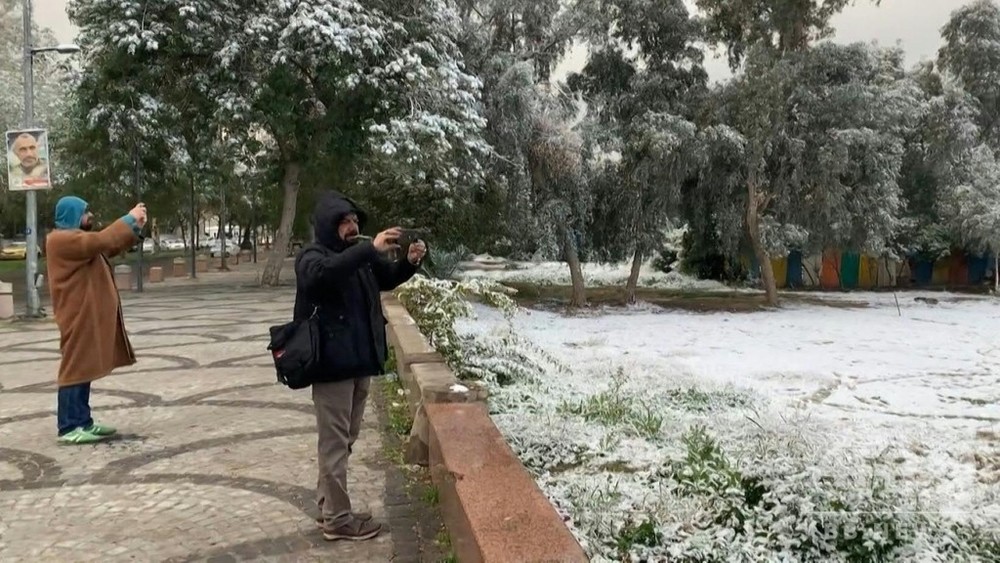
[[57, 382, 93, 436]]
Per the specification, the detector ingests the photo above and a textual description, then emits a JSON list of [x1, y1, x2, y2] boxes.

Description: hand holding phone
[[373, 227, 402, 252]]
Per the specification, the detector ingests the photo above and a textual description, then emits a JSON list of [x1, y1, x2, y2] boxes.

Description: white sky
[[35, 0, 974, 82], [556, 0, 975, 82]]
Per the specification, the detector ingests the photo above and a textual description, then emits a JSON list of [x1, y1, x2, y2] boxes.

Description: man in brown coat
[[45, 196, 146, 444]]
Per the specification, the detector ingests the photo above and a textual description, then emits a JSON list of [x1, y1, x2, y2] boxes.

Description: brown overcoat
[[45, 219, 139, 387]]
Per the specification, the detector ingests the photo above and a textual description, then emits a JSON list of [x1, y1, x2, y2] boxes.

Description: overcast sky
[[35, 0, 973, 82], [558, 0, 975, 82]]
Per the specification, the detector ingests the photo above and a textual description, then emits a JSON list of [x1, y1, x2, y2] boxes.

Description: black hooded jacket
[[293, 191, 417, 382]]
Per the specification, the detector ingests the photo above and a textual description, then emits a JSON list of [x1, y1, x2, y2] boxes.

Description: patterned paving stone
[[0, 284, 440, 562], [0, 391, 132, 419], [0, 462, 21, 482]]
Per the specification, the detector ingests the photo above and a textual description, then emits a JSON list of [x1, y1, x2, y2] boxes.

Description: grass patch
[[374, 364, 455, 562], [660, 386, 754, 412], [0, 260, 33, 274], [379, 379, 411, 440], [596, 460, 641, 473], [422, 484, 440, 506], [558, 367, 663, 438], [380, 351, 415, 440], [615, 518, 662, 555]]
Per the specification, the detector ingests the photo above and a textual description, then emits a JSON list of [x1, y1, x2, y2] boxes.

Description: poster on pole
[[5, 128, 52, 191]]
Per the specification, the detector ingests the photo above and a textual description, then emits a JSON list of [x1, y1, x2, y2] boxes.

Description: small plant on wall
[[394, 275, 563, 388]]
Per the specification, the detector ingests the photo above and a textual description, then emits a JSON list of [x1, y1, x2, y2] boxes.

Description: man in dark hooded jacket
[[294, 190, 426, 541]]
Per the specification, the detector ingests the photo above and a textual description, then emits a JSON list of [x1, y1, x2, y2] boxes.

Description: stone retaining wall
[[381, 293, 588, 563]]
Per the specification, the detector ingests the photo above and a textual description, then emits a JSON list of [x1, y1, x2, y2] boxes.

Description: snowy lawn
[[457, 290, 1000, 561], [454, 258, 732, 291]]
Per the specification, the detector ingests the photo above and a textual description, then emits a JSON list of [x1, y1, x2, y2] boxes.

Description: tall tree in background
[[64, 0, 224, 240], [490, 62, 592, 306], [702, 44, 919, 305], [696, 0, 879, 70], [937, 0, 1000, 289], [941, 144, 1000, 290], [238, 0, 488, 285], [64, 0, 488, 285], [939, 0, 1000, 146], [570, 0, 706, 303], [695, 0, 893, 303]]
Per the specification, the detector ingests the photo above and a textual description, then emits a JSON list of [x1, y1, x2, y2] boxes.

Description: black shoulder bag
[[267, 306, 323, 390]]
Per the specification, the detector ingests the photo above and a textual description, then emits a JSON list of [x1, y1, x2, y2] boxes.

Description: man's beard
[[80, 222, 93, 232]]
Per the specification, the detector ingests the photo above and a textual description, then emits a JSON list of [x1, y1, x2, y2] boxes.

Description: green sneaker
[[85, 423, 117, 437], [58, 427, 108, 445]]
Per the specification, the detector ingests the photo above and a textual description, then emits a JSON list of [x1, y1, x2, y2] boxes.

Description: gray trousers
[[312, 376, 371, 527]]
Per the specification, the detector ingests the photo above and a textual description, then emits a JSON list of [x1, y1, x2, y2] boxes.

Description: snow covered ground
[[455, 258, 731, 291], [458, 290, 1000, 560]]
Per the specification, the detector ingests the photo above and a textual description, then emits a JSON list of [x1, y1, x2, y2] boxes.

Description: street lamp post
[[21, 0, 79, 317], [232, 163, 248, 267], [219, 179, 228, 271], [189, 174, 197, 278]]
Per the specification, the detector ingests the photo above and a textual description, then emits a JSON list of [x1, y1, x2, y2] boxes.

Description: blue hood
[[55, 196, 88, 230]]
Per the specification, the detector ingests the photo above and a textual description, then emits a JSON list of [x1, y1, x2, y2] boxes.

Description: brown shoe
[[322, 517, 383, 541], [315, 511, 373, 528]]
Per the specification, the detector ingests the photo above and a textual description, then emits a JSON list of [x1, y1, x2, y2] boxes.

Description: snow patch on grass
[[454, 296, 1000, 561], [455, 259, 730, 291]]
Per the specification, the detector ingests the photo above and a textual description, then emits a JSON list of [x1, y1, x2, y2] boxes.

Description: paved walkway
[[0, 281, 436, 562]]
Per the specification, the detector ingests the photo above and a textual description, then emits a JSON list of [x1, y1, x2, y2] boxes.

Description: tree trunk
[[994, 250, 998, 294], [261, 161, 301, 286], [747, 180, 779, 306], [626, 249, 643, 305], [240, 224, 251, 249], [780, 0, 810, 53], [560, 225, 586, 308]]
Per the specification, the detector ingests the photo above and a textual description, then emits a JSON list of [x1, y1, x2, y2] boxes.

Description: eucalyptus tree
[[700, 44, 920, 305], [695, 0, 880, 70], [569, 0, 706, 303], [941, 144, 1000, 290], [937, 0, 1000, 287], [939, 0, 1000, 146], [489, 61, 592, 306]]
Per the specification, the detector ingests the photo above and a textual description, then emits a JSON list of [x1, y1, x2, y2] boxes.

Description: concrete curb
[[381, 292, 588, 563]]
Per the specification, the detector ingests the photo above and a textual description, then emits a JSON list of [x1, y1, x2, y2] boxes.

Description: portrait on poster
[[5, 129, 52, 191]]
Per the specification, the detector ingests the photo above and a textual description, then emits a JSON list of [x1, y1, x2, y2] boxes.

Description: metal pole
[[134, 145, 143, 292], [22, 0, 41, 318], [190, 175, 196, 278], [219, 180, 228, 270], [252, 190, 257, 263]]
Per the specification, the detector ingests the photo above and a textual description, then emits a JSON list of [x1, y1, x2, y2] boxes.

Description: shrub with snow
[[500, 366, 1000, 562], [394, 274, 564, 388]]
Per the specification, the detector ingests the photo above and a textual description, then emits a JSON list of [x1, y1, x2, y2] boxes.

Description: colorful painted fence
[[748, 250, 993, 289]]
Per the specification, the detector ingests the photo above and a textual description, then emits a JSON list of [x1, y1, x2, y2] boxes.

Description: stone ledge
[[426, 402, 588, 563], [382, 291, 587, 562], [381, 293, 486, 467]]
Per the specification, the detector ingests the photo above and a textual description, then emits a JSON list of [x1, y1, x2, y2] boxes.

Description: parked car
[[0, 239, 40, 261], [160, 236, 187, 251], [209, 239, 240, 258]]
